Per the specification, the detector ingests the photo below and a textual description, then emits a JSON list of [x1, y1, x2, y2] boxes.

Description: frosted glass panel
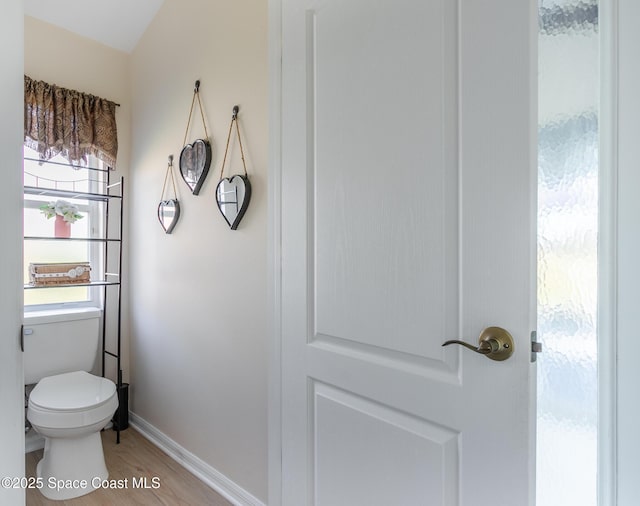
[[537, 1, 599, 506]]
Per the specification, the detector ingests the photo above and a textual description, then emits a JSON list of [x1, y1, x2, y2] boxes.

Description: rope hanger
[[219, 105, 248, 180], [182, 80, 210, 148], [160, 154, 178, 202], [178, 80, 213, 196]]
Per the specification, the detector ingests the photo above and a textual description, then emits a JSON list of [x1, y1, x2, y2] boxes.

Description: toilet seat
[[28, 371, 118, 429]]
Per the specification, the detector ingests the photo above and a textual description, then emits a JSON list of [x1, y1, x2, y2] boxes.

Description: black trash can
[[112, 382, 129, 431]]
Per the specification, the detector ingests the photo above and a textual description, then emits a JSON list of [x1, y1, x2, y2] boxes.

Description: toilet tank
[[23, 308, 102, 385]]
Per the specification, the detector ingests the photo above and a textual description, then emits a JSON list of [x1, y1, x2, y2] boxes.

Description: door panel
[[312, 0, 459, 363], [314, 382, 458, 505], [278, 0, 536, 504]]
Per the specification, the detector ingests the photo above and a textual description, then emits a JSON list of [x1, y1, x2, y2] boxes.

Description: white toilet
[[24, 308, 119, 501]]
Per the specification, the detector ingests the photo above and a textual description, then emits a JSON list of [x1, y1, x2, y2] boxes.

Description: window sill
[[23, 306, 101, 325]]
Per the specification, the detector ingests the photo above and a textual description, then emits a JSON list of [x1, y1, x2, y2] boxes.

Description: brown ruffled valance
[[24, 75, 118, 168]]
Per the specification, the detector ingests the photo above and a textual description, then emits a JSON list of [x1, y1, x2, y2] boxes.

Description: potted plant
[[39, 200, 83, 238]]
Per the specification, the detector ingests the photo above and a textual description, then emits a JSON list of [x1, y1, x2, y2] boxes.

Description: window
[[23, 146, 108, 310], [537, 0, 599, 504]]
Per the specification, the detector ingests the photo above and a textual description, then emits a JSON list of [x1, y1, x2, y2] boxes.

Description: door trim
[[267, 0, 283, 504], [0, 1, 25, 504], [598, 1, 618, 504], [603, 0, 640, 502]]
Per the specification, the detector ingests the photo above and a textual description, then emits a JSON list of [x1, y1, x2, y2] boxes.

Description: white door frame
[[604, 0, 640, 503], [0, 1, 25, 505], [267, 0, 283, 503], [598, 1, 617, 504]]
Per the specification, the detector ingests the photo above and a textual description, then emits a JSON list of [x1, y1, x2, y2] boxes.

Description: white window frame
[[23, 148, 107, 312]]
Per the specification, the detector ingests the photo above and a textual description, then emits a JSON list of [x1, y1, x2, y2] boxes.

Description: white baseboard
[[129, 412, 265, 506]]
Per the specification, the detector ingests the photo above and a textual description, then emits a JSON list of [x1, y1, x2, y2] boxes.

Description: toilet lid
[[30, 371, 116, 412]]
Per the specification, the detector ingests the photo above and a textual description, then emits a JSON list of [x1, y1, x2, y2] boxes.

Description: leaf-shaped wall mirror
[[158, 199, 180, 234], [158, 155, 181, 234], [179, 139, 211, 195], [216, 175, 251, 230]]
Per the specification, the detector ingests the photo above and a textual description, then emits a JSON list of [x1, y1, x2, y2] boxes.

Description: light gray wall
[[129, 0, 268, 501], [0, 1, 25, 504]]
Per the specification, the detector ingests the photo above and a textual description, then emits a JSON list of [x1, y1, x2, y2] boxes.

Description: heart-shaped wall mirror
[[216, 175, 251, 230], [179, 139, 211, 195], [158, 199, 180, 234]]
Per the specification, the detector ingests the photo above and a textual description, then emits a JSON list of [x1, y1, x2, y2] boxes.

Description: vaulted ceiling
[[24, 0, 165, 53]]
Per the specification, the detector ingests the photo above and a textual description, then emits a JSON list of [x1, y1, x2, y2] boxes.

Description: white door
[[274, 0, 536, 504]]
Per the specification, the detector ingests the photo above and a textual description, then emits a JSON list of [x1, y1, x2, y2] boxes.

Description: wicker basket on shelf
[[29, 262, 91, 286]]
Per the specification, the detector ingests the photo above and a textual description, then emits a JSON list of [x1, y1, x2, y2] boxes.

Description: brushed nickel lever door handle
[[442, 326, 514, 361]]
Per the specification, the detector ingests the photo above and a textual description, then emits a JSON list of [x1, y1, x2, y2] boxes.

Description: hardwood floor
[[25, 427, 232, 506]]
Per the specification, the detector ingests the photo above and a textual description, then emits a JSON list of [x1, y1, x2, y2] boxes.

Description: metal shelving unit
[[23, 160, 125, 443], [24, 185, 123, 202]]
